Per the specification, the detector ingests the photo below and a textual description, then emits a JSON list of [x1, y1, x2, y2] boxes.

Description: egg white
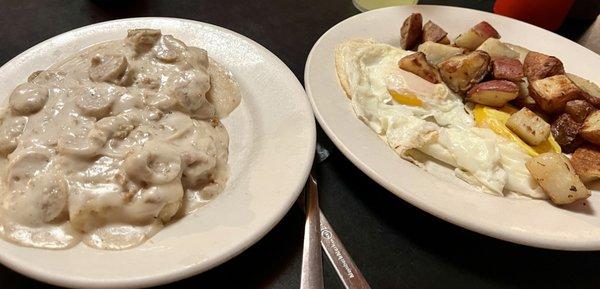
[[335, 39, 544, 198]]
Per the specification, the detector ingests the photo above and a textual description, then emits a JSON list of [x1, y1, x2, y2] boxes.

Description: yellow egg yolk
[[388, 89, 422, 106], [473, 104, 561, 156]]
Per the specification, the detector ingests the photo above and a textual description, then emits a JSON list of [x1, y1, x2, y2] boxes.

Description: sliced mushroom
[[144, 92, 177, 111], [123, 142, 182, 185], [30, 174, 68, 223], [138, 180, 184, 223], [28, 70, 66, 85], [0, 116, 27, 155], [188, 47, 209, 70], [126, 29, 161, 55], [7, 149, 52, 191], [153, 35, 187, 63], [4, 172, 67, 226], [73, 85, 119, 118], [57, 134, 105, 158], [157, 202, 182, 223], [94, 114, 138, 139], [9, 83, 48, 115], [89, 54, 129, 84]]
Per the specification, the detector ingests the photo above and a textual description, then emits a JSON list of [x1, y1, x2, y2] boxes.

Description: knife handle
[[319, 211, 371, 289], [300, 175, 324, 289]]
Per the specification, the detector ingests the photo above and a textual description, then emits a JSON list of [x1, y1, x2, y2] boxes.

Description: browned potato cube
[[551, 114, 583, 153], [523, 51, 565, 82], [438, 36, 450, 45], [492, 57, 524, 82], [476, 38, 519, 59], [581, 110, 600, 145], [466, 80, 518, 107], [398, 52, 441, 84], [454, 21, 501, 51], [571, 146, 600, 183], [505, 43, 530, 62], [506, 107, 550, 145], [525, 153, 590, 205], [422, 21, 448, 44], [529, 75, 581, 113], [417, 41, 465, 66], [565, 99, 596, 123], [567, 73, 600, 107], [400, 13, 423, 50], [438, 50, 491, 93]]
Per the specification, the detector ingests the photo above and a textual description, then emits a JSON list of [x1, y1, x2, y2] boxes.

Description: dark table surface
[[0, 0, 599, 288]]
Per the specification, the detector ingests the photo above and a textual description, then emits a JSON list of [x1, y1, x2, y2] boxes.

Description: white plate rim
[[305, 5, 600, 251], [0, 17, 316, 288]]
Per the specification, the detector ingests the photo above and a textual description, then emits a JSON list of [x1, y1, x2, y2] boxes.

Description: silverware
[[300, 174, 324, 289], [300, 144, 371, 289], [319, 210, 371, 289]]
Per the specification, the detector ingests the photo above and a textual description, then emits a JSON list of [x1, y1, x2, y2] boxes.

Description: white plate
[[0, 18, 315, 287], [305, 5, 600, 250]]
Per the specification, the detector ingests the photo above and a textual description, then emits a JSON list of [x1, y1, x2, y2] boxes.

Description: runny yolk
[[388, 89, 422, 106]]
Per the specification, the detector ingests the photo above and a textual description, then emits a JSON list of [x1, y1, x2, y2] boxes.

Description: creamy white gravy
[[0, 29, 240, 249]]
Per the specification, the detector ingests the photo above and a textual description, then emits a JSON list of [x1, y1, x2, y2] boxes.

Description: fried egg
[[335, 39, 548, 198]]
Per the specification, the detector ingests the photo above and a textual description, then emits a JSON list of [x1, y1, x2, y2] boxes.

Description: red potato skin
[[473, 21, 501, 39], [438, 36, 451, 45], [422, 21, 448, 43], [523, 51, 565, 81], [467, 80, 519, 96], [492, 57, 524, 82], [466, 80, 519, 107], [400, 13, 423, 50]]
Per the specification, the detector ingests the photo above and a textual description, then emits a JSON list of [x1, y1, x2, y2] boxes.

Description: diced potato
[[512, 78, 538, 109], [417, 41, 464, 66], [454, 21, 501, 51], [466, 80, 518, 107], [400, 13, 423, 50], [422, 21, 448, 44], [398, 52, 441, 84], [473, 105, 561, 156], [529, 75, 581, 113], [438, 50, 491, 93], [551, 113, 583, 153], [523, 51, 565, 82], [581, 110, 600, 145], [506, 107, 550, 145], [476, 38, 519, 59], [565, 99, 596, 123], [567, 73, 600, 107], [571, 146, 600, 183], [491, 57, 524, 82], [504, 43, 530, 63], [438, 36, 450, 45], [525, 152, 590, 205]]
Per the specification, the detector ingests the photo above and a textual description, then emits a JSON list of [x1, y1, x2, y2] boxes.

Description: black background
[[0, 0, 598, 288]]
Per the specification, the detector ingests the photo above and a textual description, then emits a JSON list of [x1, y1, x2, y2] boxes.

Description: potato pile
[[398, 13, 600, 204]]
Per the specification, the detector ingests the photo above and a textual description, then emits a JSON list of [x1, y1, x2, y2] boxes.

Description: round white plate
[[0, 18, 315, 287], [305, 5, 600, 250]]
